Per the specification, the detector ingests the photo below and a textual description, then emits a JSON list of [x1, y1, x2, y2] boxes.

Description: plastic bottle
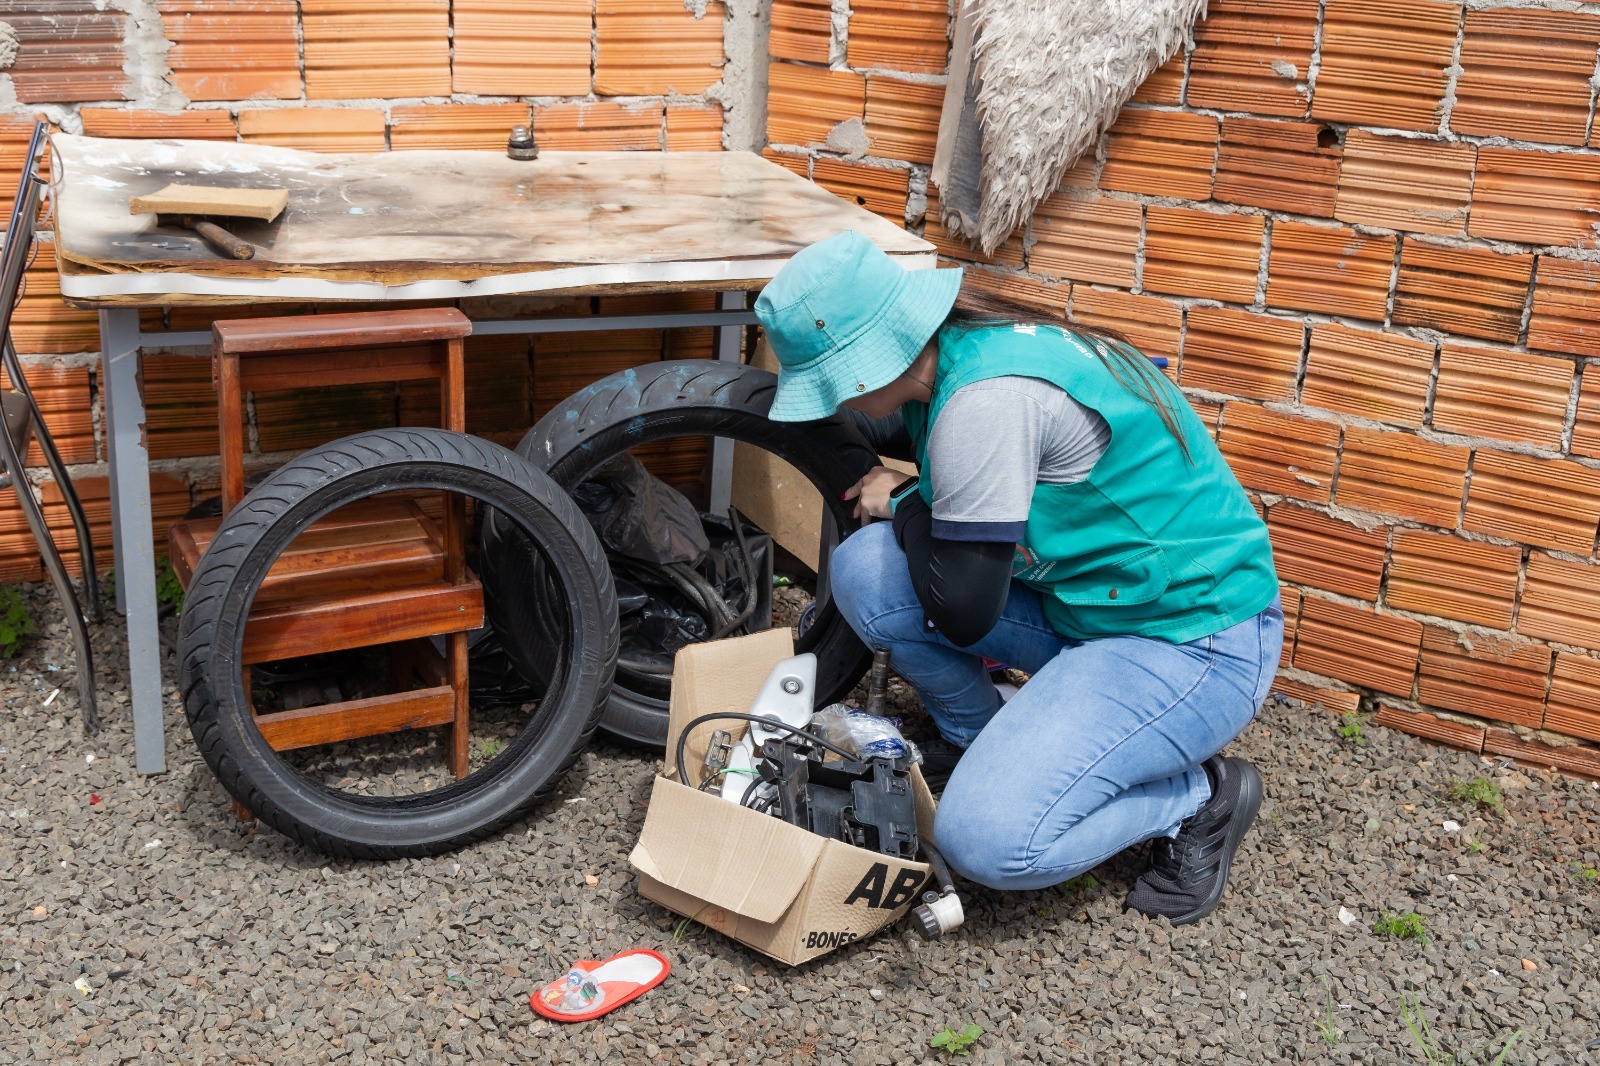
[[540, 968, 604, 1014]]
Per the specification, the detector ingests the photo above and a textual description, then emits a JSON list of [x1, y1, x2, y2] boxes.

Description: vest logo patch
[[1013, 323, 1036, 335]]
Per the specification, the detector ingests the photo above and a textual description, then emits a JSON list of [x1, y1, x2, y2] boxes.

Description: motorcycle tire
[[178, 428, 617, 858], [482, 360, 879, 747]]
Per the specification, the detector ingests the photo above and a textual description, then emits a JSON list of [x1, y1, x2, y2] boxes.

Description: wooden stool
[[168, 307, 480, 793]]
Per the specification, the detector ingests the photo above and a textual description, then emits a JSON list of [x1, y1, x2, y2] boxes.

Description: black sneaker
[[907, 730, 966, 793], [1124, 755, 1263, 926]]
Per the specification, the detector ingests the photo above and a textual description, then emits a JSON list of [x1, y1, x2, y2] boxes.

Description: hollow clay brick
[[158, 0, 301, 102], [1267, 504, 1387, 600], [1392, 241, 1533, 345], [452, 0, 592, 96], [1483, 728, 1600, 780], [301, 0, 451, 100], [1470, 147, 1600, 247], [1528, 257, 1600, 357], [1417, 625, 1551, 729], [864, 78, 944, 165], [1569, 365, 1600, 459], [1182, 307, 1303, 402], [596, 0, 726, 96], [1214, 117, 1341, 219], [1217, 403, 1339, 502], [1188, 0, 1318, 117], [1143, 207, 1264, 304], [1301, 323, 1433, 428], [1373, 703, 1485, 753], [770, 0, 832, 63], [1311, 0, 1461, 133], [665, 106, 725, 152], [533, 102, 665, 151], [1029, 195, 1142, 289], [237, 108, 386, 152], [79, 109, 238, 141], [1293, 595, 1422, 697], [1431, 344, 1574, 450], [1265, 221, 1396, 322], [1101, 111, 1219, 202], [1131, 53, 1187, 106], [1336, 426, 1469, 528], [1334, 131, 1474, 236], [1386, 527, 1520, 631], [41, 474, 191, 578], [1545, 652, 1600, 744], [1452, 7, 1600, 147], [1273, 676, 1362, 716], [1464, 450, 1600, 555], [390, 104, 531, 151], [767, 64, 867, 147], [1069, 288, 1183, 368], [810, 158, 911, 223], [6, 3, 129, 104], [847, 0, 950, 75], [1520, 553, 1600, 653]]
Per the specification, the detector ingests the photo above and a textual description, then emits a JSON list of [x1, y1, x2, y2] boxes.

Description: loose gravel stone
[[1, 584, 1597, 1063]]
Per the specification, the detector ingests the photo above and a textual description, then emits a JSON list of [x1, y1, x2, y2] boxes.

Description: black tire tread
[[179, 428, 617, 859]]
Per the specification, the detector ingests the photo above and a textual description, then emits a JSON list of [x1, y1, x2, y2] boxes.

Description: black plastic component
[[760, 738, 919, 859], [912, 903, 942, 940]]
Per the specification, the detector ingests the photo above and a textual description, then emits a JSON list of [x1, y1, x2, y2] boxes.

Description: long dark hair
[[943, 286, 1195, 464]]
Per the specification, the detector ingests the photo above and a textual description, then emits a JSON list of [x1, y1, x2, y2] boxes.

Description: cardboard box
[[629, 628, 937, 965]]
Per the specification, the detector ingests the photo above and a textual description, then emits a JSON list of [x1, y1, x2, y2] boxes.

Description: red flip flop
[[530, 949, 671, 1023]]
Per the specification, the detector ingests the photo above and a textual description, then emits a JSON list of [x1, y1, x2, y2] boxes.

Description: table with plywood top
[[49, 133, 938, 773]]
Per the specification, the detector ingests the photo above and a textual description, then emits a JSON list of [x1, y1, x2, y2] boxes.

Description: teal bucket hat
[[755, 230, 963, 422]]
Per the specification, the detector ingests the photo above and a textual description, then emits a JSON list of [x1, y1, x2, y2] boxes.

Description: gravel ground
[[3, 581, 1600, 1065]]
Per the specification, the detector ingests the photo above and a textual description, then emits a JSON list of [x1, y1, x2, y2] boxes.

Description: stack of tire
[[177, 361, 878, 856]]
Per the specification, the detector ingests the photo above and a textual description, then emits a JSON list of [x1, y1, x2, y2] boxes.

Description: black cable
[[674, 711, 858, 787], [739, 776, 764, 807]]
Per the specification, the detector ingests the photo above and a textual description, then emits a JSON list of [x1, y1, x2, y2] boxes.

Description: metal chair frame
[[1, 120, 102, 732]]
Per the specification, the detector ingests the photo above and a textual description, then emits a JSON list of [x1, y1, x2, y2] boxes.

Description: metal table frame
[[100, 294, 757, 773]]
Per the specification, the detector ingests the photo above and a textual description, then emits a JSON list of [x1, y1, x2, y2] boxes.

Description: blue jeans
[[829, 523, 1283, 891]]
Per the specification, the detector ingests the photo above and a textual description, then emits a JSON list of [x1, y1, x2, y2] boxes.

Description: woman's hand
[[844, 466, 909, 522]]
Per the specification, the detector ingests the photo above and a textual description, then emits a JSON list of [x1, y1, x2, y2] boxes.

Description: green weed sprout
[[1402, 993, 1523, 1065], [930, 1024, 984, 1057], [1447, 776, 1504, 813], [0, 586, 36, 658], [1371, 911, 1428, 944], [1315, 975, 1341, 1048]]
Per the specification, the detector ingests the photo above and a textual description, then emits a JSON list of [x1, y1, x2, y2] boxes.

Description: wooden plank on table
[[130, 184, 289, 221], [254, 686, 455, 750]]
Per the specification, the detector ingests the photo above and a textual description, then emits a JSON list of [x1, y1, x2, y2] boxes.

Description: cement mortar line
[[1119, 98, 1600, 158], [1438, 3, 1468, 137]]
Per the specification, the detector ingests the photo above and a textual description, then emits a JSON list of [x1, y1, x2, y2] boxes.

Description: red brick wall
[[765, 0, 1600, 779], [1, 1, 728, 577]]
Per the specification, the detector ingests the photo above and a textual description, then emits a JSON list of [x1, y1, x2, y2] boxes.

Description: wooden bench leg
[[448, 630, 470, 779]]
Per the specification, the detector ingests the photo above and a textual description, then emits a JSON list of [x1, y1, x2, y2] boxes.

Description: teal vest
[[902, 323, 1278, 644]]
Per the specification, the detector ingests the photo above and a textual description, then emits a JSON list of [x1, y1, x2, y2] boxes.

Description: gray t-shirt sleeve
[[925, 376, 1110, 542]]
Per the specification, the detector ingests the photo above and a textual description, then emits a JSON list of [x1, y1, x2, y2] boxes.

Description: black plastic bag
[[570, 453, 708, 566]]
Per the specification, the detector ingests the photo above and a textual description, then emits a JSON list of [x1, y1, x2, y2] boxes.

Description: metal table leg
[[99, 308, 166, 774], [708, 291, 745, 516]]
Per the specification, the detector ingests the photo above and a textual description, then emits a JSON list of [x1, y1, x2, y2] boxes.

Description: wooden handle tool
[[181, 216, 256, 260]]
